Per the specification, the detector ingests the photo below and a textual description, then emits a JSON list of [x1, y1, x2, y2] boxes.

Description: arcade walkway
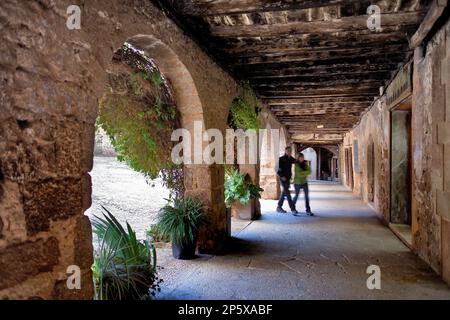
[[157, 182, 450, 300]]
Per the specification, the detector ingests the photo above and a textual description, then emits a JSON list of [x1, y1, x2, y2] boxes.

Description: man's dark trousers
[[278, 179, 295, 211]]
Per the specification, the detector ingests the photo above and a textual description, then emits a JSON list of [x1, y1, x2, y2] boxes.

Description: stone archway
[[0, 1, 236, 299], [125, 35, 204, 129], [298, 147, 317, 180], [123, 35, 228, 253]]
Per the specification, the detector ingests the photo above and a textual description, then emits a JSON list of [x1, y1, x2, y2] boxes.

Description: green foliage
[[150, 69, 164, 88], [157, 197, 206, 244], [97, 43, 180, 182], [224, 167, 264, 208], [130, 72, 145, 97], [91, 206, 162, 300], [146, 224, 170, 243], [160, 165, 185, 200], [229, 81, 262, 130]]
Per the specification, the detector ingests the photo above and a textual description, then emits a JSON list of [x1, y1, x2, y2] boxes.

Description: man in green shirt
[[293, 153, 314, 216]]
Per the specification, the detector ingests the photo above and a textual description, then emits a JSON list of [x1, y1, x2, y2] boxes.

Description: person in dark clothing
[[276, 147, 298, 214]]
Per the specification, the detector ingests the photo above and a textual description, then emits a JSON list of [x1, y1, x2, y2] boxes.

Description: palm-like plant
[[91, 206, 161, 300], [157, 197, 206, 245]]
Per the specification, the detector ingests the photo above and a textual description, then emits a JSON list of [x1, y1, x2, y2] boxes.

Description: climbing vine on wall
[[97, 43, 184, 197], [228, 81, 262, 130]]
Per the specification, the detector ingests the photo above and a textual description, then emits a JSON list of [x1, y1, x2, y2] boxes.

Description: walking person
[[293, 153, 314, 216], [276, 147, 298, 214]]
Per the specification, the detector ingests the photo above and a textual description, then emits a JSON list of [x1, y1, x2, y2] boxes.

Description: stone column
[[259, 119, 288, 200], [0, 0, 97, 298], [184, 164, 227, 254], [231, 164, 261, 220], [260, 164, 280, 200]]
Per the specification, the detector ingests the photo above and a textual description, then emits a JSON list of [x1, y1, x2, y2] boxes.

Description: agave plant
[[91, 206, 162, 300], [157, 197, 206, 245]]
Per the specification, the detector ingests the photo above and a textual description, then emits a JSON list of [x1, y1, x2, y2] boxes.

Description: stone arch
[[103, 35, 227, 253], [299, 147, 318, 180], [297, 146, 337, 181], [0, 1, 237, 300], [125, 35, 204, 129]]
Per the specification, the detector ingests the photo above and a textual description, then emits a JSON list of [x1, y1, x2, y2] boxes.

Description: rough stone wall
[[342, 97, 391, 221], [412, 17, 450, 277], [0, 0, 236, 299], [342, 17, 450, 283]]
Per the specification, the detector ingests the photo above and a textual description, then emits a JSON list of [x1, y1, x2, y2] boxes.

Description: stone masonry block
[[74, 216, 94, 270], [437, 190, 450, 219], [437, 122, 450, 145], [445, 144, 450, 192], [432, 143, 444, 191], [23, 178, 83, 235], [0, 237, 60, 291]]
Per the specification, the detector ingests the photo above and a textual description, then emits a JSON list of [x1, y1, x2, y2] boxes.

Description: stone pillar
[[184, 164, 227, 254], [317, 148, 322, 180], [260, 164, 280, 200], [259, 117, 288, 200], [439, 33, 450, 284], [231, 164, 261, 220], [0, 0, 97, 298], [229, 128, 261, 220]]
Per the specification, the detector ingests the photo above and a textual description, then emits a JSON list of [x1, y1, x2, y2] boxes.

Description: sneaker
[[306, 211, 314, 216], [292, 209, 299, 215], [276, 207, 287, 213]]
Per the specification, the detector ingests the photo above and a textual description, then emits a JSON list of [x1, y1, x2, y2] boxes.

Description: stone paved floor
[[86, 156, 169, 240], [156, 182, 450, 300]]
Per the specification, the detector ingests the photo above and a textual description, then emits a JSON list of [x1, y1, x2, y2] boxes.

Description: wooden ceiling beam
[[177, 0, 362, 16], [253, 82, 383, 91], [271, 106, 369, 112], [230, 45, 409, 64], [265, 96, 374, 104], [209, 12, 425, 37], [410, 0, 448, 48], [249, 71, 392, 80], [223, 41, 409, 57], [250, 73, 389, 85], [288, 129, 352, 134], [259, 91, 379, 98], [221, 30, 412, 50], [231, 55, 407, 70]]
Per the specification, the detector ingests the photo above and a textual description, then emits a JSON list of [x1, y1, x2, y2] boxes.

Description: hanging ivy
[[97, 43, 184, 197], [229, 81, 262, 130]]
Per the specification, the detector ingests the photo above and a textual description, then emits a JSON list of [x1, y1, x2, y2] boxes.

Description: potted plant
[[157, 196, 206, 260], [224, 167, 264, 219], [91, 206, 162, 300]]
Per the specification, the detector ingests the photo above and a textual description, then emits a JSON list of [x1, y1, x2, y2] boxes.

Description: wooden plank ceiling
[[159, 0, 431, 143]]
